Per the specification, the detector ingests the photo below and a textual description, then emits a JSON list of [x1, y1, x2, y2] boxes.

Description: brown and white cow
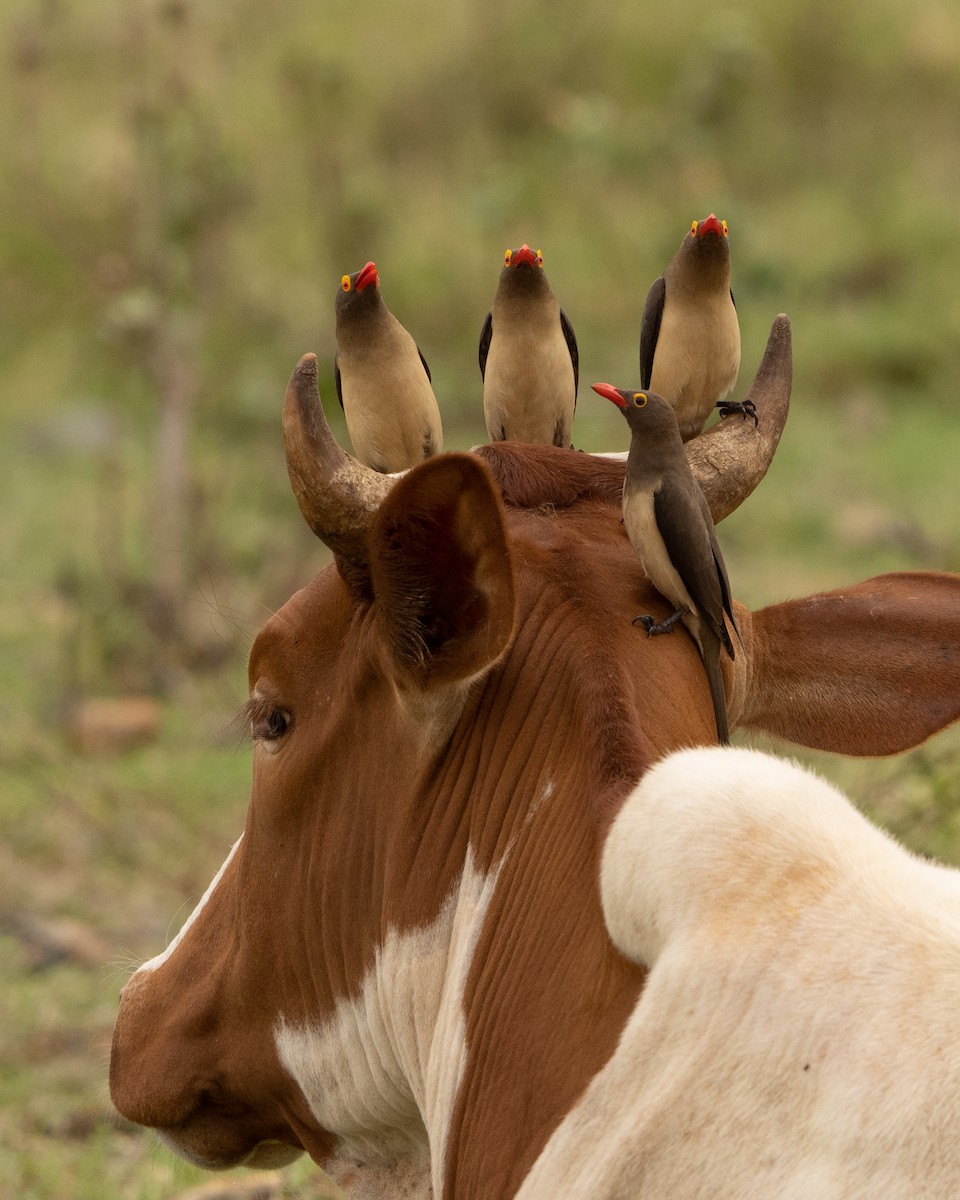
[[110, 317, 960, 1199]]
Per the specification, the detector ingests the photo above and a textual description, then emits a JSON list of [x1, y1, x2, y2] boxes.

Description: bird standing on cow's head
[[592, 381, 737, 745], [334, 260, 443, 473], [639, 214, 756, 442], [479, 244, 579, 448]]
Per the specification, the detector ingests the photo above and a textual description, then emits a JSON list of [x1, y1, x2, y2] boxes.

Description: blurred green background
[[2, 0, 959, 1196]]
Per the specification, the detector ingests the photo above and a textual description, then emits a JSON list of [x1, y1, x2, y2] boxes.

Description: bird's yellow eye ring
[[341, 275, 351, 292], [536, 249, 543, 266], [504, 249, 512, 267], [721, 219, 729, 236], [632, 392, 648, 408], [690, 220, 699, 236]]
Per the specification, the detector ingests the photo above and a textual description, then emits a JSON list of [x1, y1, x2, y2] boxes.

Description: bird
[[639, 213, 755, 442], [592, 382, 738, 745], [478, 244, 579, 448], [334, 260, 443, 473]]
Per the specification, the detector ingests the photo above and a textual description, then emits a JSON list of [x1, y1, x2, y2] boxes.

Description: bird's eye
[[690, 220, 699, 236], [504, 249, 512, 267], [721, 219, 729, 236], [536, 249, 543, 267], [341, 275, 351, 292], [632, 392, 648, 408]]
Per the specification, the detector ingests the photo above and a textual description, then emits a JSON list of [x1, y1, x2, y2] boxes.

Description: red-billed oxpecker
[[640, 214, 755, 441], [479, 244, 579, 447], [593, 382, 736, 744], [334, 260, 443, 473]]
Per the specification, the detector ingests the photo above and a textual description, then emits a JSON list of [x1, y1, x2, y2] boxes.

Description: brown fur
[[474, 442, 625, 511], [742, 571, 960, 754]]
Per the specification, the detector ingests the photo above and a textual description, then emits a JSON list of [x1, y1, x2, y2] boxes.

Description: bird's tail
[[703, 639, 730, 745], [720, 613, 738, 660]]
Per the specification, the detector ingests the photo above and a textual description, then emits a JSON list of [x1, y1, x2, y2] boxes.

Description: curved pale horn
[[687, 312, 792, 523], [283, 353, 394, 568]]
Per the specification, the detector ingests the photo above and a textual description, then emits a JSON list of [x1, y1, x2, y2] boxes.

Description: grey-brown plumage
[[592, 382, 738, 745], [479, 244, 578, 448], [640, 214, 754, 442], [334, 260, 442, 473]]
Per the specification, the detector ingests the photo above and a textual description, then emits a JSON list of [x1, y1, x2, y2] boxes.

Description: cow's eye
[[243, 695, 292, 743], [262, 708, 291, 740]]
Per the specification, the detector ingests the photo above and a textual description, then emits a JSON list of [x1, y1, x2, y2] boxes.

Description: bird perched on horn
[[334, 260, 443, 473], [639, 214, 755, 442], [592, 382, 738, 745], [479, 244, 579, 448]]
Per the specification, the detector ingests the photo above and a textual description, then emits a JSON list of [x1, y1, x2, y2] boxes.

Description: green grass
[[3, 0, 960, 1194]]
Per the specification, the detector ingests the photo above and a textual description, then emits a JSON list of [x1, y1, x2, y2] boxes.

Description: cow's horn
[[687, 313, 792, 523], [283, 353, 394, 567]]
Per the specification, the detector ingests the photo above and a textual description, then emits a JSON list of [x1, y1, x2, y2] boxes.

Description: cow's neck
[[276, 848, 502, 1199], [274, 567, 670, 1198]]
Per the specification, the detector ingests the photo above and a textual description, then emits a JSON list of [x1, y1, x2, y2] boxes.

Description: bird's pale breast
[[622, 484, 704, 647], [483, 319, 574, 444], [652, 295, 740, 441], [340, 318, 441, 472]]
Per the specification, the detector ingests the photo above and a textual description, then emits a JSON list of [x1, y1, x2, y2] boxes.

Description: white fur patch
[[276, 850, 500, 1200], [138, 837, 243, 974], [515, 747, 960, 1198], [524, 777, 555, 826]]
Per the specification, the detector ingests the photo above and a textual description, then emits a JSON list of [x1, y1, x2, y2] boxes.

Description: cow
[[109, 315, 960, 1199]]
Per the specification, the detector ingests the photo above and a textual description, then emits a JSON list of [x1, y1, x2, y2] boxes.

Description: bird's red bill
[[591, 382, 627, 408], [698, 214, 724, 238], [355, 261, 379, 291], [511, 244, 538, 268]]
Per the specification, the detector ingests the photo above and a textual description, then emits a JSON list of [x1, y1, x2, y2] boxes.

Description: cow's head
[[110, 317, 960, 1199]]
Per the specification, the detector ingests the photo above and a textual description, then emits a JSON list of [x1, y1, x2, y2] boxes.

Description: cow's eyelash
[[238, 696, 264, 736]]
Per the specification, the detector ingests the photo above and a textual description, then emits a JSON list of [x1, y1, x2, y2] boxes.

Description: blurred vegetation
[[1, 0, 959, 1195]]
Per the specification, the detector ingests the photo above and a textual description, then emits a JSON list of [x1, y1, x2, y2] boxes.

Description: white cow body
[[519, 747, 960, 1199]]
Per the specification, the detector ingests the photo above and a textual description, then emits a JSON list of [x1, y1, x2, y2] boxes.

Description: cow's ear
[[742, 571, 960, 755], [368, 453, 516, 690]]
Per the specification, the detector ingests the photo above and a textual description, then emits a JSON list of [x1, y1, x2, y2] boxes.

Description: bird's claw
[[716, 398, 759, 428], [632, 606, 688, 636], [632, 614, 657, 635]]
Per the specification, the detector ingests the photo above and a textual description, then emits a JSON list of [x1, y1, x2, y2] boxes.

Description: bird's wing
[[560, 308, 579, 398], [334, 354, 344, 411], [478, 312, 493, 379], [417, 346, 432, 383], [639, 276, 665, 390], [694, 485, 738, 647], [707, 519, 738, 655], [654, 476, 728, 642]]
